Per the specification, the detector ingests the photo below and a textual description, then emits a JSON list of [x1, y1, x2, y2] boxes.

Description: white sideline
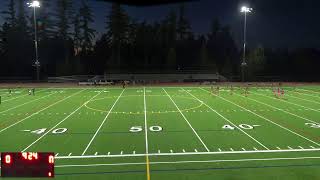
[[0, 89, 85, 134], [183, 88, 269, 150], [54, 148, 320, 159], [55, 156, 320, 168], [22, 89, 100, 152], [200, 88, 320, 147], [163, 88, 210, 152], [81, 89, 125, 155]]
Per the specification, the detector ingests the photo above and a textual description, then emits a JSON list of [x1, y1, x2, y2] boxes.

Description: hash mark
[[182, 149, 186, 153], [95, 152, 98, 155], [288, 146, 293, 150], [218, 148, 222, 152], [276, 147, 281, 150], [253, 147, 258, 151], [68, 153, 72, 156], [55, 153, 59, 157], [310, 146, 315, 149], [298, 146, 304, 149], [194, 149, 198, 152], [230, 148, 234, 151]]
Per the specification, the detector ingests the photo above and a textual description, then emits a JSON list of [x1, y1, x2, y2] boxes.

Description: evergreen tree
[[1, 0, 16, 27], [79, 0, 95, 52], [106, 3, 130, 64], [177, 4, 192, 40]]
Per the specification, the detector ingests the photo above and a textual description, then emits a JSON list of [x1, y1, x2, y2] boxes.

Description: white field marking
[[194, 149, 198, 152], [121, 151, 123, 155], [298, 146, 304, 149], [108, 152, 110, 155], [286, 94, 320, 105], [68, 153, 72, 156], [55, 156, 320, 168], [298, 88, 320, 94], [22, 89, 100, 152], [82, 89, 124, 155], [182, 149, 186, 153], [310, 146, 315, 149], [254, 92, 320, 113], [288, 146, 293, 150], [133, 151, 136, 155], [2, 88, 48, 102], [54, 148, 320, 160], [276, 147, 281, 150], [170, 150, 173, 153], [254, 147, 258, 151], [0, 89, 85, 134], [163, 88, 210, 152], [218, 148, 222, 152], [201, 88, 320, 147], [55, 153, 59, 157], [186, 88, 269, 150], [143, 87, 149, 156], [95, 152, 98, 156], [158, 150, 161, 154], [290, 90, 320, 99], [242, 148, 246, 151], [230, 148, 234, 151], [235, 93, 318, 124], [0, 92, 56, 114]]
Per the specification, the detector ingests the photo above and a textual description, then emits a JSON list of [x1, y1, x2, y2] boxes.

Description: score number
[[130, 126, 163, 133]]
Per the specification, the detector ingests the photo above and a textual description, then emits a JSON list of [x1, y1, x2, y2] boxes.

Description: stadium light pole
[[240, 6, 252, 82], [27, 1, 41, 82]]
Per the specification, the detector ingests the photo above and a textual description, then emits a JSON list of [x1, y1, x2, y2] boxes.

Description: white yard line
[[0, 92, 56, 114], [163, 88, 210, 152], [200, 88, 320, 147], [0, 89, 85, 134], [22, 89, 101, 152], [234, 93, 318, 124], [286, 94, 320, 105], [183, 88, 269, 150], [81, 89, 125, 155], [55, 156, 320, 168], [254, 92, 320, 113], [54, 148, 320, 159], [143, 87, 149, 154]]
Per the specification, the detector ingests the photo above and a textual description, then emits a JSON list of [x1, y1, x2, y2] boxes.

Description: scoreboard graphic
[[1, 152, 54, 178]]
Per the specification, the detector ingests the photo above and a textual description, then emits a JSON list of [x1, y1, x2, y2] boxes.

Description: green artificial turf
[[0, 85, 319, 180]]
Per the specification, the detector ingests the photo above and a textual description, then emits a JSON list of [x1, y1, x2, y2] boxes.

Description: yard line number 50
[[130, 126, 163, 133]]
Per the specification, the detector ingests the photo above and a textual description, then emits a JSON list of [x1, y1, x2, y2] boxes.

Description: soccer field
[[0, 85, 319, 180]]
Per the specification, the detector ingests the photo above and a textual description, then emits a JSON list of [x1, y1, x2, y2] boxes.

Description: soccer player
[[32, 88, 35, 96], [8, 89, 12, 95], [216, 86, 220, 95], [28, 89, 32, 95], [122, 81, 126, 89]]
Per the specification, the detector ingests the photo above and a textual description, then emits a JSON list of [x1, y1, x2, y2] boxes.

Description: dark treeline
[[0, 0, 319, 81]]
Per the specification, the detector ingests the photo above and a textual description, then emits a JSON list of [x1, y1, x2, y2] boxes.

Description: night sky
[[1, 0, 320, 48]]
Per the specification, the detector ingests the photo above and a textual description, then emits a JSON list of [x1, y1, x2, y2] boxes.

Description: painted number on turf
[[222, 124, 256, 130], [305, 123, 320, 128], [130, 126, 163, 133], [31, 128, 68, 135]]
